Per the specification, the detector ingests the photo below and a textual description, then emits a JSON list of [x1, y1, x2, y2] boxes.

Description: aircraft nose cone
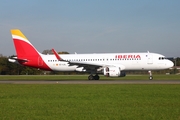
[[168, 60, 174, 68]]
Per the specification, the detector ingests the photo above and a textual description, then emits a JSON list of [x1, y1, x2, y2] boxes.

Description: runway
[[0, 80, 180, 84]]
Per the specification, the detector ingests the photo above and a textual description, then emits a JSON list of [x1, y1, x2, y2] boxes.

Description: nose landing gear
[[148, 71, 153, 80]]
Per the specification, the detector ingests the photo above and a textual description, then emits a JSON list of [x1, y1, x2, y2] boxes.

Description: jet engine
[[103, 67, 126, 77]]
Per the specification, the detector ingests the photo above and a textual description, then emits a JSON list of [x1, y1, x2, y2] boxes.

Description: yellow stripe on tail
[[11, 29, 28, 41]]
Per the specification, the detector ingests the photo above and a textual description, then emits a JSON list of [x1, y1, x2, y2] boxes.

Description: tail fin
[[10, 29, 51, 70], [11, 29, 40, 59]]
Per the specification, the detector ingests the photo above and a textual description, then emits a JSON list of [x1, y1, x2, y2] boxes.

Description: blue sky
[[1, 0, 180, 57]]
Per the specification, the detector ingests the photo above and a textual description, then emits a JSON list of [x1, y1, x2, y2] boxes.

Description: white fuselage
[[40, 52, 173, 72]]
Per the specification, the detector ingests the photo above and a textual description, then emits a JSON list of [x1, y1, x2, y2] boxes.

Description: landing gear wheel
[[88, 74, 100, 80], [94, 74, 100, 80], [88, 75, 94, 80], [149, 76, 153, 80]]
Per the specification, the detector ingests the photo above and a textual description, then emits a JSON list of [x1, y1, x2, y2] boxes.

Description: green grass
[[0, 84, 180, 120], [0, 74, 179, 80]]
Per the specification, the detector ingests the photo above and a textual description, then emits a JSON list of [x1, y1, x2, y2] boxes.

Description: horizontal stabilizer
[[9, 56, 28, 62], [8, 57, 28, 64]]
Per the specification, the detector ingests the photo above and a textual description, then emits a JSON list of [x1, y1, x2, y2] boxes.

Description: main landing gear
[[148, 71, 153, 80], [88, 74, 100, 80]]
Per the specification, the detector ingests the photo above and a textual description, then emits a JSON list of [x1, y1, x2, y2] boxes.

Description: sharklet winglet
[[52, 49, 62, 61]]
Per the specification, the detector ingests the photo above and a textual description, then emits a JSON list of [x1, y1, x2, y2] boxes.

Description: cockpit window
[[159, 57, 165, 60]]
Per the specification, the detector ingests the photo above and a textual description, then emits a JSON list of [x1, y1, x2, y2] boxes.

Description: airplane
[[8, 29, 174, 80]]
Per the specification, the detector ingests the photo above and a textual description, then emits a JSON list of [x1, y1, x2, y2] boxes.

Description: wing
[[68, 61, 104, 72], [69, 61, 125, 71]]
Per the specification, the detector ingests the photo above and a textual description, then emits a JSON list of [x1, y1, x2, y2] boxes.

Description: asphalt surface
[[0, 80, 180, 84]]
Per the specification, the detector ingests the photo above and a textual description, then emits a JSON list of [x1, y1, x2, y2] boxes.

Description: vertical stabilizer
[[10, 29, 51, 70], [11, 29, 40, 59]]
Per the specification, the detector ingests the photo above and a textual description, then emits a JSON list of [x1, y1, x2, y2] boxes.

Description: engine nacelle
[[103, 67, 126, 77]]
